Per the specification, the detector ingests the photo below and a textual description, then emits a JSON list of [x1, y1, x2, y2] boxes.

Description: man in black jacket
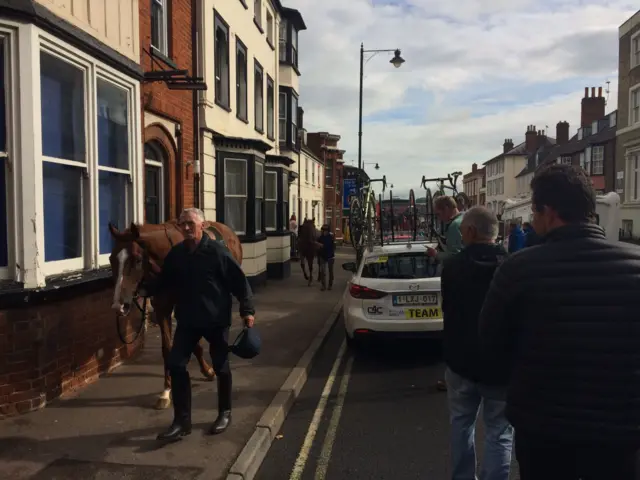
[[155, 208, 255, 442], [442, 206, 513, 480], [479, 164, 640, 479]]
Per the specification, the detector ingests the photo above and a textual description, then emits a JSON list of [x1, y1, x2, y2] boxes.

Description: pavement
[[0, 248, 355, 480], [255, 321, 521, 480]]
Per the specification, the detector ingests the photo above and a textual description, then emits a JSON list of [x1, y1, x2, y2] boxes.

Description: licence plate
[[393, 294, 438, 306], [404, 307, 442, 319]]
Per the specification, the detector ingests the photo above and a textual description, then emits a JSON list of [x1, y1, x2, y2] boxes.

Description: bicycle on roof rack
[[420, 171, 472, 249], [348, 176, 386, 264]]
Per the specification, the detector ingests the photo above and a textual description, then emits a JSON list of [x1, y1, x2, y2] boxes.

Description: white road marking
[[288, 340, 347, 480], [314, 355, 354, 480]]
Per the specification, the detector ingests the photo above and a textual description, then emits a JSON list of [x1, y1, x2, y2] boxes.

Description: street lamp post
[[357, 43, 405, 190]]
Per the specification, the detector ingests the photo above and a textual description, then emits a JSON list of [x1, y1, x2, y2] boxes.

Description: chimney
[[536, 129, 547, 148], [472, 163, 477, 172], [525, 125, 537, 152], [556, 121, 569, 145], [581, 86, 605, 127], [503, 138, 514, 153]]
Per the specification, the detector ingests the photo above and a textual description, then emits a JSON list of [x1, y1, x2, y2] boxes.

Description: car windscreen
[[361, 252, 440, 279]]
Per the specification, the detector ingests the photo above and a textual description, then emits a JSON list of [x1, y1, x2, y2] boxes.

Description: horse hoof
[[155, 397, 172, 410], [203, 368, 216, 381]]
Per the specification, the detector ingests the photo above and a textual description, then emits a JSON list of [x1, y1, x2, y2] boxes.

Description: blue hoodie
[[508, 224, 526, 253]]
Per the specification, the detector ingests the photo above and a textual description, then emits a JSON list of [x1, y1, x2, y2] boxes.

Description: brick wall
[[139, 0, 196, 210], [0, 288, 144, 417]]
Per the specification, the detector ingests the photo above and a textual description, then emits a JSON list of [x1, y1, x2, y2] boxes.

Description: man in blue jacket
[[507, 223, 525, 253], [316, 224, 336, 291]]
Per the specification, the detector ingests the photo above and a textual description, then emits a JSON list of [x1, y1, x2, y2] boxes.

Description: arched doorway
[[144, 141, 168, 224]]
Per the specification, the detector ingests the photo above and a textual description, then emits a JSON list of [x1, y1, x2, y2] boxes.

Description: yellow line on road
[[314, 355, 354, 480], [289, 340, 347, 480]]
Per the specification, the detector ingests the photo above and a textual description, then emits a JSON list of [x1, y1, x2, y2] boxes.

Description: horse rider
[[151, 207, 256, 442]]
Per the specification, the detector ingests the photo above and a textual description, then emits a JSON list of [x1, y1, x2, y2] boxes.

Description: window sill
[[0, 267, 112, 308], [254, 18, 264, 34], [267, 133, 275, 141], [237, 114, 249, 124], [267, 39, 275, 51], [216, 100, 232, 113], [239, 0, 248, 9], [255, 126, 264, 134], [150, 48, 178, 70]]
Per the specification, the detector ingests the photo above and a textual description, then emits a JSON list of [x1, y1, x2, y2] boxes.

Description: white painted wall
[[290, 148, 324, 223]]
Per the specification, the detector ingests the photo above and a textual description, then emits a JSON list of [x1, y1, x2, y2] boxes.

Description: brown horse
[[108, 219, 243, 410], [297, 218, 319, 286]]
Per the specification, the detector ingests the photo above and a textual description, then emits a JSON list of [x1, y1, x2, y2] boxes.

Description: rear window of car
[[361, 252, 440, 279]]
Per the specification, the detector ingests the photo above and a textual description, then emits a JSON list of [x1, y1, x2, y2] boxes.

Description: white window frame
[[278, 92, 286, 141], [631, 30, 640, 69], [0, 29, 16, 281], [630, 83, 640, 126], [265, 171, 277, 231], [305, 157, 309, 182], [266, 10, 274, 45], [151, 0, 169, 56], [583, 147, 592, 175], [266, 75, 274, 139], [627, 150, 640, 203], [591, 146, 604, 175], [311, 160, 315, 185], [282, 171, 288, 225], [255, 161, 263, 233], [291, 93, 298, 145], [279, 20, 287, 62], [224, 158, 247, 235], [145, 144, 165, 224]]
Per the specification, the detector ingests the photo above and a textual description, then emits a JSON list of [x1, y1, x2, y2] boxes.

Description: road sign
[[343, 178, 357, 210]]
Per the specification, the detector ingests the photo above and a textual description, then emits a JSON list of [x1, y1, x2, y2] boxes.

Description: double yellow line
[[288, 340, 355, 480]]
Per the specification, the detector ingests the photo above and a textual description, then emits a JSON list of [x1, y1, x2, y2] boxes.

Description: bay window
[[224, 158, 247, 234], [255, 61, 263, 132], [291, 93, 298, 145], [255, 161, 263, 233], [0, 37, 8, 273], [282, 172, 289, 227], [266, 75, 274, 140], [265, 171, 277, 230], [279, 20, 287, 62], [291, 28, 298, 67], [278, 92, 286, 141]]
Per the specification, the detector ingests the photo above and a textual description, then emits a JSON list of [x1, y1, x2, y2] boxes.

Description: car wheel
[[345, 329, 360, 350]]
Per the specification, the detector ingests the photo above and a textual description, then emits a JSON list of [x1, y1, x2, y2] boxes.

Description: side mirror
[[342, 262, 357, 273]]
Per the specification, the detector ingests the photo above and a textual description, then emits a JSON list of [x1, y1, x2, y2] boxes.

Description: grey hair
[[180, 207, 205, 222], [461, 206, 498, 240]]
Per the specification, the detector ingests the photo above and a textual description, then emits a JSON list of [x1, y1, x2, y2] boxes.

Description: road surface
[[255, 313, 520, 480]]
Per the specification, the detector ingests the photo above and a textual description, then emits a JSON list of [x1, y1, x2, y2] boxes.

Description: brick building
[[462, 163, 486, 206], [0, 0, 145, 416], [140, 0, 203, 221], [306, 132, 345, 239]]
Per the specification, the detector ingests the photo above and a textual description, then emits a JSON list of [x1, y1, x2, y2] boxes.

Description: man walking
[[442, 207, 513, 480], [507, 222, 525, 253], [426, 196, 464, 392], [316, 223, 335, 291], [153, 208, 256, 442], [479, 164, 640, 479]]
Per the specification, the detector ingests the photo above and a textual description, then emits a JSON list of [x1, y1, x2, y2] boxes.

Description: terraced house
[[616, 10, 640, 240], [0, 0, 145, 416], [196, 0, 306, 286]]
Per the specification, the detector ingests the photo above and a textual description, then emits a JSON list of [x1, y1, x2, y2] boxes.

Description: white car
[[341, 241, 443, 347]]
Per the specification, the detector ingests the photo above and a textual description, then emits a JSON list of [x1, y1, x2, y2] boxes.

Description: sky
[[285, 0, 638, 196]]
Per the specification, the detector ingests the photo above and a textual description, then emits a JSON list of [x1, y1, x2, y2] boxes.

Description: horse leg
[[307, 256, 313, 286], [301, 255, 309, 280], [194, 341, 215, 380], [156, 307, 173, 410]]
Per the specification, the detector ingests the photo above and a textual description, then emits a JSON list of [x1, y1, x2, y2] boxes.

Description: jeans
[[318, 257, 334, 288], [445, 367, 514, 480]]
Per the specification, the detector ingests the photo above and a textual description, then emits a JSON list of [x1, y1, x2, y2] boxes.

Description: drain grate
[[31, 458, 204, 480]]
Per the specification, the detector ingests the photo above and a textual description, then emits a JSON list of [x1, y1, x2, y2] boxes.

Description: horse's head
[[108, 222, 171, 316]]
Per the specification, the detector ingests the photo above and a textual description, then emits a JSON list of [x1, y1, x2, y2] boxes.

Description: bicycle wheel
[[348, 196, 363, 250], [424, 187, 434, 241], [455, 192, 471, 211], [364, 190, 377, 252], [408, 189, 417, 241]]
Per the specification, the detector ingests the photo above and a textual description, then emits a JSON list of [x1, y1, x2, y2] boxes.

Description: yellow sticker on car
[[370, 256, 388, 263], [404, 307, 442, 319]]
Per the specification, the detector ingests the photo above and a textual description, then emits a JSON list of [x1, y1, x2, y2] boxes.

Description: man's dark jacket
[[155, 235, 255, 327], [479, 224, 640, 445], [442, 243, 508, 385]]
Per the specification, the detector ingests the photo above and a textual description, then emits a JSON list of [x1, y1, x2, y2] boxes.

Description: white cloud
[[285, 0, 636, 195]]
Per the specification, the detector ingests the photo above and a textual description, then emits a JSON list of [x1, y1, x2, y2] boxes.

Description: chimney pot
[[591, 87, 595, 97], [598, 86, 602, 97], [584, 87, 588, 98]]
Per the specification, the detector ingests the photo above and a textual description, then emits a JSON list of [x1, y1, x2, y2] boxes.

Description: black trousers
[[166, 325, 231, 425], [516, 431, 638, 480]]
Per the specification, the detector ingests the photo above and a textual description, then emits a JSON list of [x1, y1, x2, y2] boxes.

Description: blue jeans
[[445, 367, 514, 480]]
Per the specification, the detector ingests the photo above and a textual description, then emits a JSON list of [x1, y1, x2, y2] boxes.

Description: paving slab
[[0, 249, 355, 480]]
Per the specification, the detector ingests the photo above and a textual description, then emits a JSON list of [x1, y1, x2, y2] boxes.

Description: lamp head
[[390, 49, 405, 68]]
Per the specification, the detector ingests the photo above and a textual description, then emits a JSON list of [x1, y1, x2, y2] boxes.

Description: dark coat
[[155, 235, 255, 327], [479, 224, 640, 445], [442, 243, 508, 385]]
